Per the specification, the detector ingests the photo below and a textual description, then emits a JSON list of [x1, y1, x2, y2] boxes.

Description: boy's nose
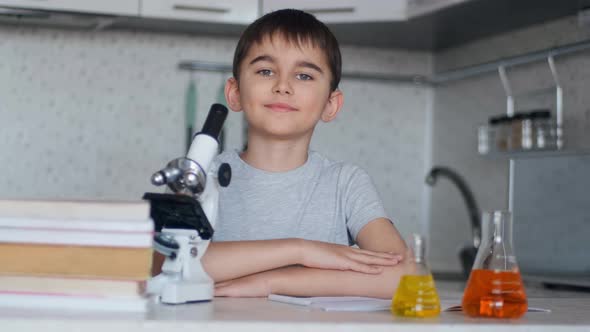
[[273, 79, 293, 95]]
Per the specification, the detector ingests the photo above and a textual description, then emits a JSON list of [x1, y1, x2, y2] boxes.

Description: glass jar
[[488, 115, 511, 152], [529, 110, 556, 150], [509, 112, 533, 151]]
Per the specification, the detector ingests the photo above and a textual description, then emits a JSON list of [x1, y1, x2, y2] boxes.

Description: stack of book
[[0, 199, 154, 311]]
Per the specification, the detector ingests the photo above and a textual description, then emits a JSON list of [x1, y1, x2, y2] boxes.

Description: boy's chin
[[254, 127, 313, 141]]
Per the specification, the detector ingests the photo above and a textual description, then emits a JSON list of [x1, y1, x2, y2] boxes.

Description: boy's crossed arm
[[204, 218, 412, 299], [214, 261, 414, 299], [202, 237, 401, 282]]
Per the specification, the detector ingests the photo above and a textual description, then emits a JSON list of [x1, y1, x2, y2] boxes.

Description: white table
[[1, 281, 589, 332]]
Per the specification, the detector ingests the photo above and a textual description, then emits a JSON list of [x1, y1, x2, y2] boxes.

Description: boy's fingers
[[352, 252, 400, 265], [354, 248, 402, 260], [362, 257, 399, 268], [365, 265, 383, 274], [350, 262, 383, 274], [365, 255, 400, 266]]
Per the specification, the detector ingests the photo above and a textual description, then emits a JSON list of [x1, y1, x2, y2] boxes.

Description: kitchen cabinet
[[261, 0, 407, 23], [0, 0, 140, 16], [140, 0, 258, 24]]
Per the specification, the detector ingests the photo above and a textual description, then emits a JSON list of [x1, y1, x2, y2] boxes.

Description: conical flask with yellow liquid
[[462, 210, 528, 318], [391, 234, 441, 317]]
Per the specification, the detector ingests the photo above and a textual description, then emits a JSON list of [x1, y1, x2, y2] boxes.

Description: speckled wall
[[313, 81, 432, 240], [429, 16, 590, 272], [0, 26, 433, 239]]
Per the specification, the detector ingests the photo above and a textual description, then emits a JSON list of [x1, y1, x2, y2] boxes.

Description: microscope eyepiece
[[200, 103, 228, 140]]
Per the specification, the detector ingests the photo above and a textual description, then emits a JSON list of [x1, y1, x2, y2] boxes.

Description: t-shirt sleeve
[[342, 165, 390, 242]]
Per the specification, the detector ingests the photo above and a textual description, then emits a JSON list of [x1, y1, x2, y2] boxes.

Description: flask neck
[[410, 233, 426, 264], [476, 210, 519, 271], [489, 211, 513, 246]]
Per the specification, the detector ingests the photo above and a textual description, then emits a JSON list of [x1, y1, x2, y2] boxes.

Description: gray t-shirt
[[212, 150, 389, 245]]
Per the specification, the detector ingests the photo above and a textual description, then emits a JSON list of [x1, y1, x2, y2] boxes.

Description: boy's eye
[[257, 69, 273, 77], [296, 73, 313, 81]]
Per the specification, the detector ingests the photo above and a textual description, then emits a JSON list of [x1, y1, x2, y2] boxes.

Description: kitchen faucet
[[426, 166, 481, 279]]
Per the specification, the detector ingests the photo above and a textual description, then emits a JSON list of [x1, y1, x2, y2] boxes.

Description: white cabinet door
[[0, 0, 140, 16], [140, 0, 258, 24], [262, 0, 407, 23]]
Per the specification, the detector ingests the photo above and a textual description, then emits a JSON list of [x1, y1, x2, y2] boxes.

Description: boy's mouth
[[264, 103, 298, 113]]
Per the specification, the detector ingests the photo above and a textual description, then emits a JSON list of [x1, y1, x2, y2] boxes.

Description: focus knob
[[218, 163, 231, 187]]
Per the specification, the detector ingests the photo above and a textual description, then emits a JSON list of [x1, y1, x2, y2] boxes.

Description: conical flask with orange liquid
[[391, 234, 440, 317], [462, 210, 528, 318]]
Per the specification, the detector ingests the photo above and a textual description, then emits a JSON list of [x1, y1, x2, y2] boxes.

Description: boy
[[202, 9, 413, 299]]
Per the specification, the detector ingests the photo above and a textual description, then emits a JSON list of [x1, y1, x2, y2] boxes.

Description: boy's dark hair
[[232, 9, 342, 91]]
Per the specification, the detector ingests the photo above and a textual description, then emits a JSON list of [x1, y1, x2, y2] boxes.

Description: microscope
[[143, 103, 231, 304]]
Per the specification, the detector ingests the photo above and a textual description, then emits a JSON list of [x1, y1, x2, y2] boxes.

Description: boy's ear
[[225, 77, 242, 112], [321, 89, 344, 123]]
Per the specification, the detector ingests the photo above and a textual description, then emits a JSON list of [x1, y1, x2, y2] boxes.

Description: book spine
[[0, 277, 145, 297], [0, 243, 153, 280], [0, 293, 148, 312]]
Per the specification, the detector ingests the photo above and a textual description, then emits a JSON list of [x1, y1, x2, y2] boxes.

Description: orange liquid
[[462, 269, 528, 318]]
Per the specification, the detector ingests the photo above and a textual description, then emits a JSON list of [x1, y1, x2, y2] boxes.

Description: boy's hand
[[298, 240, 402, 274]]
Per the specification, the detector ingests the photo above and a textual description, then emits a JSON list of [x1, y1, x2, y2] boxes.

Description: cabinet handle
[[302, 7, 355, 15], [172, 4, 229, 14]]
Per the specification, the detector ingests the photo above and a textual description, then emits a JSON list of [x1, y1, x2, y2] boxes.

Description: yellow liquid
[[391, 275, 441, 317]]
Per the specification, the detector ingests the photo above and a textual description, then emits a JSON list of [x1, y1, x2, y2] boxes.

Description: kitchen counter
[[1, 281, 590, 332]]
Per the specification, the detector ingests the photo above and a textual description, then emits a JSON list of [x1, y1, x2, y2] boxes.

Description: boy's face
[[226, 34, 343, 141]]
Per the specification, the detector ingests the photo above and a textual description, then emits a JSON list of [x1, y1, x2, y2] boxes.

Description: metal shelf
[[480, 149, 590, 159], [432, 39, 590, 84]]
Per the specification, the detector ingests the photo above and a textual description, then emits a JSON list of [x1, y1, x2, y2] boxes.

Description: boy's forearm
[[201, 239, 301, 282], [268, 260, 416, 299]]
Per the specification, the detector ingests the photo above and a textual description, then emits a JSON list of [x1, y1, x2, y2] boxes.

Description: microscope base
[[148, 273, 213, 304], [160, 281, 213, 304]]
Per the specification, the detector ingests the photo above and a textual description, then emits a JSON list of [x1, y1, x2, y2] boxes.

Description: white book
[[0, 275, 144, 297], [0, 216, 153, 232], [0, 217, 153, 247], [0, 227, 152, 247], [0, 199, 150, 221], [0, 292, 149, 312]]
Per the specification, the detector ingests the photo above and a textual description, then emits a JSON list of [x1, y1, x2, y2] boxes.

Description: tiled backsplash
[[0, 26, 433, 240]]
